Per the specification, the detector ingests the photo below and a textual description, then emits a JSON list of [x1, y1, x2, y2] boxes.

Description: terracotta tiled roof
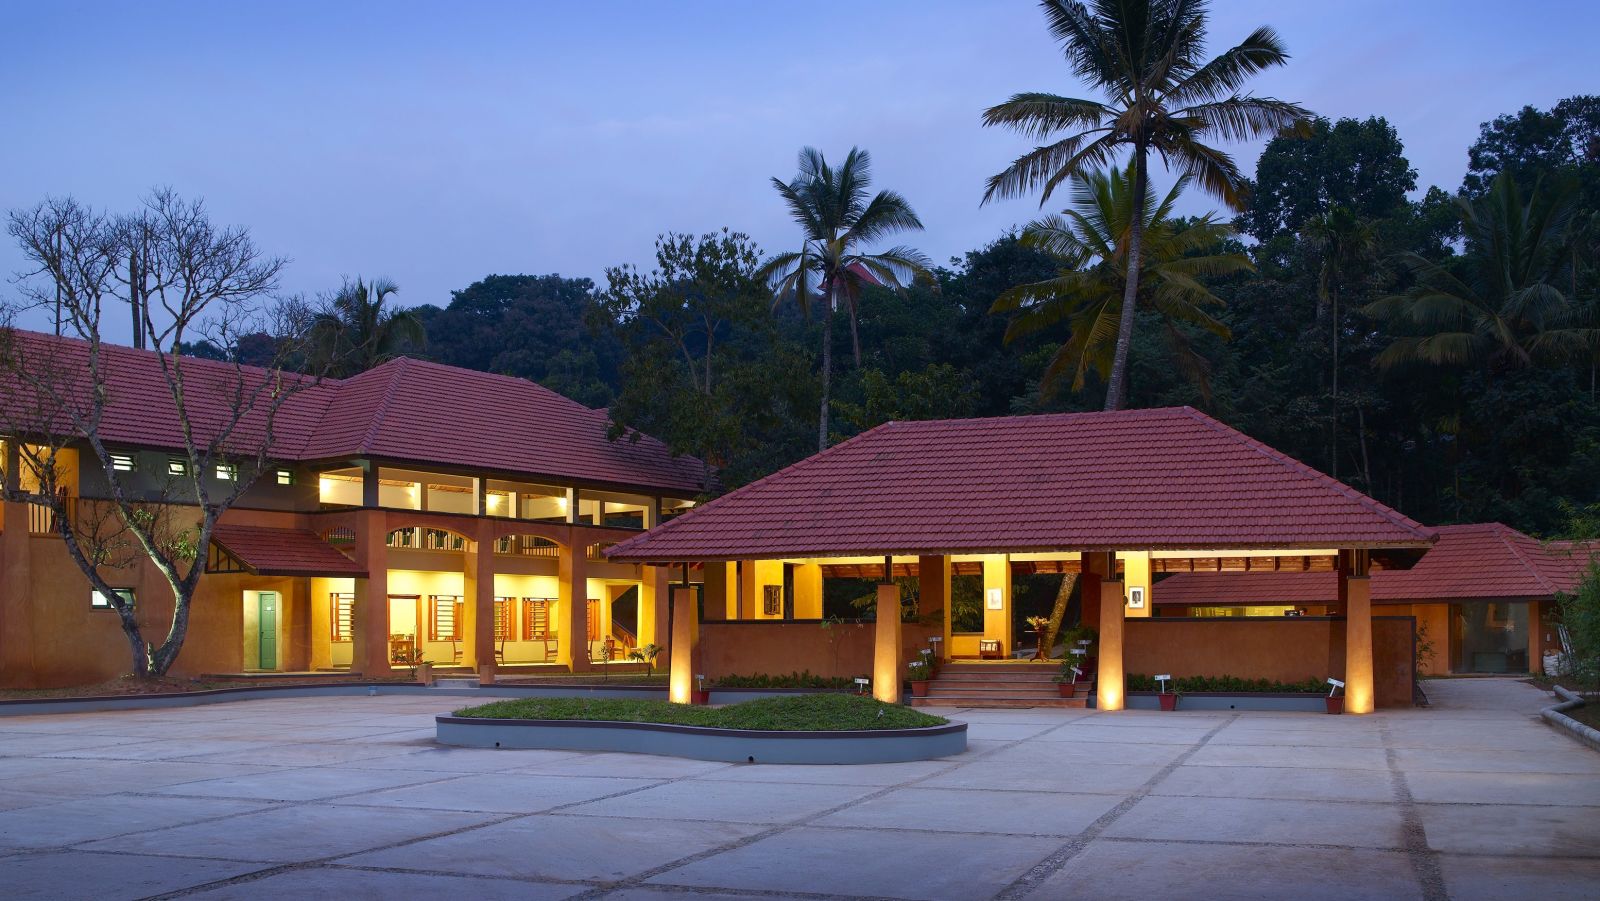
[[607, 407, 1435, 561], [0, 330, 705, 494], [1153, 523, 1600, 605], [211, 525, 366, 577]]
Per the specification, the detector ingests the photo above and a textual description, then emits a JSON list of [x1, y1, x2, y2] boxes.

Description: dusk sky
[[4, 1, 1597, 340]]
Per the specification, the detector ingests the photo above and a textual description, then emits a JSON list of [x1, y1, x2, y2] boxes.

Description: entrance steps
[[428, 677, 481, 690], [912, 662, 1092, 709]]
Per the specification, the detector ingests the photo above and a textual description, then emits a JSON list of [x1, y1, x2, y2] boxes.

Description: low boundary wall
[[698, 619, 940, 682], [1125, 615, 1415, 708]]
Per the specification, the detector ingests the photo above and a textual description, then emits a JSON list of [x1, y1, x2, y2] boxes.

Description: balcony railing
[[27, 498, 73, 537], [494, 536, 561, 558]]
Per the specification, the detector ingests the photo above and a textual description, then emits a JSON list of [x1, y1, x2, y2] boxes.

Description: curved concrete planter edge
[[435, 714, 969, 764], [1542, 686, 1600, 753]]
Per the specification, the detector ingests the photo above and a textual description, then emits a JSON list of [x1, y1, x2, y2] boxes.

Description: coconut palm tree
[[992, 166, 1249, 400], [1365, 174, 1577, 371], [307, 277, 425, 377], [982, 0, 1310, 410], [1302, 205, 1378, 478], [759, 147, 932, 450]]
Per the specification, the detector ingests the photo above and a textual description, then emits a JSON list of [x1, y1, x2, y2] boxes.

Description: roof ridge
[[1177, 407, 1435, 542], [355, 359, 411, 454], [608, 421, 898, 556], [1492, 524, 1562, 595]]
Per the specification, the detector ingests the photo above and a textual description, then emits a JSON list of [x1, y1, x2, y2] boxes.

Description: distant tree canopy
[[390, 93, 1599, 538], [410, 273, 620, 407]]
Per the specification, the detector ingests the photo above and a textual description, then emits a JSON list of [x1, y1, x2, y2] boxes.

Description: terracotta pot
[[1057, 682, 1076, 698], [1325, 695, 1344, 715], [911, 681, 930, 697], [690, 689, 711, 705], [1158, 693, 1179, 711]]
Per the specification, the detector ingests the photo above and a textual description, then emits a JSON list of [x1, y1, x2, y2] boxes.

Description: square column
[[1083, 552, 1125, 711], [981, 555, 1011, 656], [558, 542, 590, 672], [0, 495, 36, 686], [1340, 550, 1374, 714], [468, 532, 494, 682], [919, 554, 952, 659], [669, 585, 698, 703], [873, 582, 903, 703], [351, 509, 390, 676], [638, 565, 670, 660]]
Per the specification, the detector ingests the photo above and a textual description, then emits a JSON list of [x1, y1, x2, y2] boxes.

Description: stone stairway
[[912, 661, 1092, 709]]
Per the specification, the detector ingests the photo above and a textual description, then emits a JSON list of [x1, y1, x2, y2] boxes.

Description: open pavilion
[[609, 407, 1438, 714]]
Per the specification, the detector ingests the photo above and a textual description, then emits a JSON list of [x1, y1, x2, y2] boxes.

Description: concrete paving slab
[[1404, 769, 1600, 806], [1391, 746, 1600, 774], [960, 722, 1063, 741], [815, 786, 1121, 836], [1183, 742, 1389, 770], [507, 750, 736, 779], [350, 772, 662, 814], [1104, 795, 1407, 849], [79, 803, 497, 862], [1439, 853, 1600, 901], [1153, 763, 1395, 802], [0, 850, 265, 901], [0, 794, 268, 849], [148, 765, 454, 802], [923, 753, 1162, 794], [1024, 839, 1421, 900], [694, 758, 954, 786], [994, 738, 1189, 767], [1037, 724, 1215, 744], [342, 813, 762, 881], [184, 865, 581, 899], [1417, 802, 1600, 857], [0, 789, 55, 812], [564, 778, 880, 824], [649, 824, 1059, 901], [177, 739, 426, 766], [1, 761, 283, 798], [365, 746, 586, 773]]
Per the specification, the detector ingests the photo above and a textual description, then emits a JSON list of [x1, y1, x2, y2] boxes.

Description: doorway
[[257, 591, 279, 671]]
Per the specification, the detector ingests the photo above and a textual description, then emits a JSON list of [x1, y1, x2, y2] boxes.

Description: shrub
[[712, 671, 859, 690], [1125, 673, 1329, 694], [455, 693, 946, 730], [1556, 561, 1600, 687]]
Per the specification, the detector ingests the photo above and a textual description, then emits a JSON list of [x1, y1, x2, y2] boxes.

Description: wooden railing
[[27, 498, 73, 536], [494, 536, 561, 557]]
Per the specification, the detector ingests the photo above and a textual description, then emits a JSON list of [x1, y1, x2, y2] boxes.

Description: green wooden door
[[258, 592, 278, 670]]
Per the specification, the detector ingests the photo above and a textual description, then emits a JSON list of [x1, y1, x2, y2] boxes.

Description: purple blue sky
[[3, 1, 1597, 340]]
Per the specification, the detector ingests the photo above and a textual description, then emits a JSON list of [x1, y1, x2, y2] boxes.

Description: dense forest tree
[[982, 0, 1310, 410], [306, 277, 425, 377], [385, 93, 1598, 538], [760, 146, 933, 450], [411, 273, 619, 407], [991, 167, 1248, 400]]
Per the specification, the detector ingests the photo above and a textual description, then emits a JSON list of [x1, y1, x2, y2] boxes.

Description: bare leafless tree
[[1, 189, 322, 677]]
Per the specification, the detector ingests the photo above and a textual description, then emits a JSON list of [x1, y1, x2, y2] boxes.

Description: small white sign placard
[[1127, 586, 1146, 610], [985, 588, 1003, 610]]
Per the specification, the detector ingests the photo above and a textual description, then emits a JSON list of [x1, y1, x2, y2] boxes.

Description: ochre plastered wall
[[698, 620, 941, 681], [1124, 616, 1416, 708]]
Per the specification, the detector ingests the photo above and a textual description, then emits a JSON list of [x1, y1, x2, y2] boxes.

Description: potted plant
[[1053, 660, 1083, 697], [1156, 674, 1179, 711], [1325, 677, 1345, 715], [1025, 616, 1052, 660], [907, 652, 935, 697], [627, 643, 664, 677], [690, 673, 711, 705]]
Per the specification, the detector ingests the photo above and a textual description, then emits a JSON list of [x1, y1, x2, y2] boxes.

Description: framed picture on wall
[[762, 585, 782, 616], [985, 588, 1003, 610], [1127, 586, 1146, 610]]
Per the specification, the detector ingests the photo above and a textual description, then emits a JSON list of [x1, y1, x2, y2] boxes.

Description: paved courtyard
[[0, 679, 1595, 900]]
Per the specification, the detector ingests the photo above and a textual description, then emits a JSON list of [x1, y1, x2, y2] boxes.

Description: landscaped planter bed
[[437, 694, 968, 764]]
